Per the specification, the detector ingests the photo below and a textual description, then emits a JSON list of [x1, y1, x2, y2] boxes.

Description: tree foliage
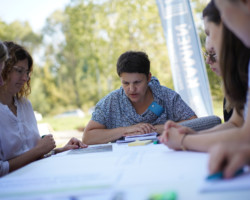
[[34, 0, 170, 116], [0, 0, 223, 116], [0, 20, 42, 52]]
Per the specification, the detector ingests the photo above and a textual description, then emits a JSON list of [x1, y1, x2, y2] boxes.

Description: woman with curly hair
[[0, 41, 87, 177]]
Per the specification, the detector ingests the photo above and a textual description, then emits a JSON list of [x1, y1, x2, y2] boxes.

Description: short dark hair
[[116, 51, 150, 77], [202, 1, 221, 25]]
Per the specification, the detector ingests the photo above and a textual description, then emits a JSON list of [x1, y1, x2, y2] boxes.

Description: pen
[[206, 167, 244, 181]]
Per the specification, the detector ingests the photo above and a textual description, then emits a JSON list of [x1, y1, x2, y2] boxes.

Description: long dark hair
[[202, 1, 221, 24], [220, 25, 250, 115]]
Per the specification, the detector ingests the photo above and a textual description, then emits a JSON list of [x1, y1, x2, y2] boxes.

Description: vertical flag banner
[[156, 0, 213, 116]]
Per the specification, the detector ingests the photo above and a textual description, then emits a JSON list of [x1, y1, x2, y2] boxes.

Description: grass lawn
[[38, 115, 91, 131], [212, 99, 224, 122]]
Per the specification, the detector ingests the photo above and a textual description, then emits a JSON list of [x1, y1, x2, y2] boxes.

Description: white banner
[[156, 0, 213, 117]]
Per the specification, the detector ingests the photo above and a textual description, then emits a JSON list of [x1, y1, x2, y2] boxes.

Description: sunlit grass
[[212, 99, 224, 122], [38, 115, 91, 131]]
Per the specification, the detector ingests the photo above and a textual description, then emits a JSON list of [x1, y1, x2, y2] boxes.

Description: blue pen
[[206, 167, 244, 181], [206, 171, 223, 181]]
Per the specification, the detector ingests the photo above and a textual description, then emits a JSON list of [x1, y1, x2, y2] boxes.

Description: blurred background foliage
[[0, 0, 223, 122]]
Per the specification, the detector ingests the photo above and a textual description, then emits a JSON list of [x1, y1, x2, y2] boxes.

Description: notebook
[[116, 132, 158, 143]]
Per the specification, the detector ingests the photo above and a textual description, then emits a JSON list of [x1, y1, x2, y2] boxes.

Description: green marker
[[153, 139, 159, 144], [149, 191, 177, 200]]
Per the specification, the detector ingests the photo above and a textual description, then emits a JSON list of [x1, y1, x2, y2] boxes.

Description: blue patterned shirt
[[92, 77, 196, 128]]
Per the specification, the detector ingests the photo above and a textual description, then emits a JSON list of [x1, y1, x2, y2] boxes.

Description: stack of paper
[[116, 132, 158, 144]]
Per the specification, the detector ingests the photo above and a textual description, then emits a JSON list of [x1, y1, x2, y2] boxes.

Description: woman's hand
[[123, 123, 156, 136], [159, 120, 196, 145], [160, 127, 185, 150], [56, 137, 88, 153], [36, 134, 56, 155], [209, 143, 250, 178]]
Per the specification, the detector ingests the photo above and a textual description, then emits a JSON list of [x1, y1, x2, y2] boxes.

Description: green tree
[[0, 19, 45, 113], [0, 1, 223, 118], [41, 0, 171, 115], [0, 20, 42, 52]]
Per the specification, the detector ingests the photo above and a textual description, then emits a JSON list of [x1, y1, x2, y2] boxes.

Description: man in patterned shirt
[[83, 51, 197, 144]]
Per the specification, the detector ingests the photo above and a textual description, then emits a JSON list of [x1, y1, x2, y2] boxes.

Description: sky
[[0, 0, 70, 32], [0, 0, 205, 33]]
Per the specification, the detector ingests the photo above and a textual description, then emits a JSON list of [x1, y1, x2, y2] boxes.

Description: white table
[[0, 143, 249, 200]]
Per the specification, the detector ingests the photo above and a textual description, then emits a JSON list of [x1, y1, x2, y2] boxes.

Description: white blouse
[[0, 97, 40, 176]]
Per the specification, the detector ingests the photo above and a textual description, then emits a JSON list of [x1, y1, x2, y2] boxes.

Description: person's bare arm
[[83, 120, 156, 145], [180, 109, 245, 152], [160, 108, 246, 152], [8, 135, 55, 173], [199, 108, 243, 134]]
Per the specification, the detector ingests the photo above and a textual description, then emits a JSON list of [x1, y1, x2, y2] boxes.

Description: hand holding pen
[[38, 134, 56, 155], [41, 135, 88, 155], [208, 142, 250, 179]]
